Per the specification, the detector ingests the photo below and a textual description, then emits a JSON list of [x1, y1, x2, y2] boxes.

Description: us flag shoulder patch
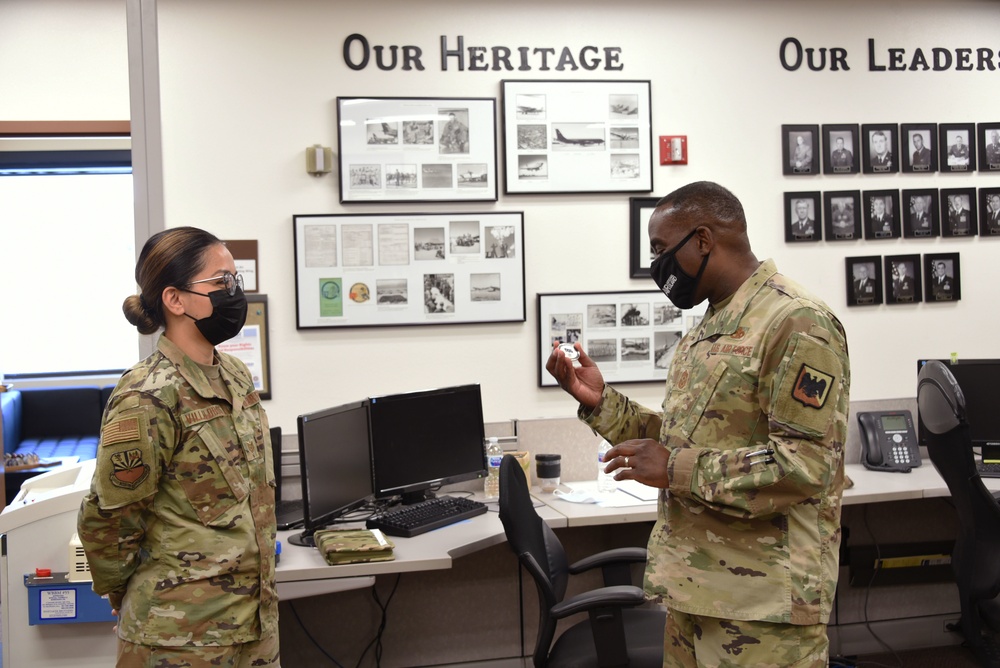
[[102, 417, 141, 447], [792, 363, 834, 409]]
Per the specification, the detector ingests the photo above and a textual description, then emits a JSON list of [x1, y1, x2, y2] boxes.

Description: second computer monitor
[[292, 399, 374, 546], [368, 383, 486, 505]]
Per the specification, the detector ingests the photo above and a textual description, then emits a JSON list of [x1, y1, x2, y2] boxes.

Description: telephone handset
[[858, 410, 922, 473]]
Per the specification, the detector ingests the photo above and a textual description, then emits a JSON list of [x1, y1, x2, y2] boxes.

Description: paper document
[[617, 479, 659, 502]]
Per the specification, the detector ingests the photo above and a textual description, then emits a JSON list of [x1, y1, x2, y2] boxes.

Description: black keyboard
[[366, 495, 487, 538], [978, 462, 1000, 478]]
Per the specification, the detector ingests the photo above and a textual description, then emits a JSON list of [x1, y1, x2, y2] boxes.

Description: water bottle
[[597, 439, 616, 493], [484, 437, 502, 500]]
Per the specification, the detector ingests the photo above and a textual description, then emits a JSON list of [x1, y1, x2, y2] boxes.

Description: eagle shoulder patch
[[792, 364, 834, 409]]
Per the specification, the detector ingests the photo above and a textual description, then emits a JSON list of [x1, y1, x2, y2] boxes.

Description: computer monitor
[[917, 358, 1000, 449], [367, 383, 486, 505], [289, 400, 374, 547]]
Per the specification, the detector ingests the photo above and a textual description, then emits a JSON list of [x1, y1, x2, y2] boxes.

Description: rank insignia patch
[[110, 448, 150, 490], [792, 364, 834, 409]]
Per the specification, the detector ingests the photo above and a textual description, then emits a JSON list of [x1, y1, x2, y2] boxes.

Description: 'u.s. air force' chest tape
[[95, 399, 158, 509], [770, 325, 842, 437]]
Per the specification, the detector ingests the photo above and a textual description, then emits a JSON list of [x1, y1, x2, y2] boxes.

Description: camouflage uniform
[[582, 260, 849, 660], [77, 335, 278, 662]]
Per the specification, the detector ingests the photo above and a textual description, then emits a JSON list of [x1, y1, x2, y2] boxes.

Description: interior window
[[0, 171, 137, 376]]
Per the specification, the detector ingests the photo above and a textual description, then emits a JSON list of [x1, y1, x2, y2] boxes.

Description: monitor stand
[[399, 489, 436, 505], [287, 529, 316, 547]]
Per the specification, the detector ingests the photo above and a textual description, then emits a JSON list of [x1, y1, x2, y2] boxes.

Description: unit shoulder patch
[[791, 363, 834, 409]]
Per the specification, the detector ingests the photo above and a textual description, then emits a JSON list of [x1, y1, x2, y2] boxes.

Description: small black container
[[535, 453, 561, 491]]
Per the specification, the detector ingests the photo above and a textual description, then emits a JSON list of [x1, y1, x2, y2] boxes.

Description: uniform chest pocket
[[178, 424, 250, 526], [680, 357, 760, 446]]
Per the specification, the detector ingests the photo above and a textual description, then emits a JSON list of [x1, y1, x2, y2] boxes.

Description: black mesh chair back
[[918, 359, 1000, 661], [498, 454, 570, 665], [498, 454, 665, 667]]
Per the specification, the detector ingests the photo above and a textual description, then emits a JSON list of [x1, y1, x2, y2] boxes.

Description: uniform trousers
[[664, 607, 828, 668], [116, 635, 280, 668]]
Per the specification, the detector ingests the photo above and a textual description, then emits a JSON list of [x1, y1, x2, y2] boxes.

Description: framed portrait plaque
[[978, 122, 1000, 172], [923, 252, 961, 302], [537, 290, 706, 387], [884, 254, 922, 305], [940, 188, 977, 237], [782, 124, 820, 175], [939, 123, 976, 173], [979, 187, 1000, 236], [862, 189, 901, 240], [845, 256, 882, 307], [293, 212, 525, 329], [861, 123, 899, 174], [784, 191, 821, 242], [822, 124, 859, 175], [901, 189, 939, 239], [336, 96, 498, 203], [629, 196, 661, 278], [500, 79, 653, 195], [824, 190, 861, 241], [900, 123, 937, 174]]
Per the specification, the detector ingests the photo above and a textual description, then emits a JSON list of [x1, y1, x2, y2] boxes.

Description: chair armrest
[[568, 547, 648, 575], [550, 585, 646, 619]]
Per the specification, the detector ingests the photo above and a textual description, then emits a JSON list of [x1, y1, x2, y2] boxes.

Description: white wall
[[4, 0, 1000, 434]]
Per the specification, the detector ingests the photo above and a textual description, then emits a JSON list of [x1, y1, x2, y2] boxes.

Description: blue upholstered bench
[[2, 386, 112, 503]]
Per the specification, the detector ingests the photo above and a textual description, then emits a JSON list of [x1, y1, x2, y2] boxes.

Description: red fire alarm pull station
[[659, 136, 688, 164]]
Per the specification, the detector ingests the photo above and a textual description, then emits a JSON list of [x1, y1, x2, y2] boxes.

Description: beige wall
[[3, 0, 1000, 433]]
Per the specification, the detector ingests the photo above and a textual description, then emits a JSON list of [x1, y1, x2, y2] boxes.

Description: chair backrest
[[498, 454, 570, 667], [918, 360, 1000, 597], [270, 425, 282, 503]]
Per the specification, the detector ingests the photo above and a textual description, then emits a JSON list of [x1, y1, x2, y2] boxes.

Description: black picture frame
[[861, 123, 899, 174], [846, 256, 882, 307], [978, 123, 1000, 172], [939, 123, 976, 173], [940, 188, 978, 237], [900, 123, 937, 174], [782, 124, 819, 175], [292, 212, 526, 329], [979, 187, 1000, 237], [217, 294, 271, 400], [536, 290, 706, 386], [784, 191, 821, 242], [863, 189, 901, 240], [884, 254, 922, 305], [822, 124, 860, 175], [629, 196, 661, 278], [901, 189, 940, 239], [924, 252, 961, 303], [824, 190, 861, 241], [500, 79, 654, 195], [335, 96, 499, 204]]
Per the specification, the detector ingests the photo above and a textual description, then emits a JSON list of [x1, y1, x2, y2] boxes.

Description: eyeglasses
[[185, 271, 244, 297]]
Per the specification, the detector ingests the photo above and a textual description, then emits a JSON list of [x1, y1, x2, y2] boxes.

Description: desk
[[843, 462, 1000, 504], [0, 462, 986, 667], [275, 499, 566, 599]]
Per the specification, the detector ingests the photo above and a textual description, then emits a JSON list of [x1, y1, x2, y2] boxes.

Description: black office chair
[[497, 454, 665, 667], [918, 360, 1000, 665]]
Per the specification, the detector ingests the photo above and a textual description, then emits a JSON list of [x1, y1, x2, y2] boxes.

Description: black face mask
[[649, 228, 710, 310], [184, 287, 248, 346]]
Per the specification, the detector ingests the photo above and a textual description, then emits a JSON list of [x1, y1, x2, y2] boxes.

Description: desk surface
[[275, 463, 997, 590], [276, 499, 565, 585]]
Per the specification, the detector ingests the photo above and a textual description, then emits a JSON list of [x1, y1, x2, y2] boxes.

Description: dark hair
[[657, 181, 746, 231], [123, 226, 223, 335]]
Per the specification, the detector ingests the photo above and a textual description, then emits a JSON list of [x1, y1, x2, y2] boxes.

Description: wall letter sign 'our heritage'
[[343, 34, 624, 72]]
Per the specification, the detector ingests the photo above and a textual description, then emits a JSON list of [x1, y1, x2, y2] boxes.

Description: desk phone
[[858, 410, 921, 473]]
